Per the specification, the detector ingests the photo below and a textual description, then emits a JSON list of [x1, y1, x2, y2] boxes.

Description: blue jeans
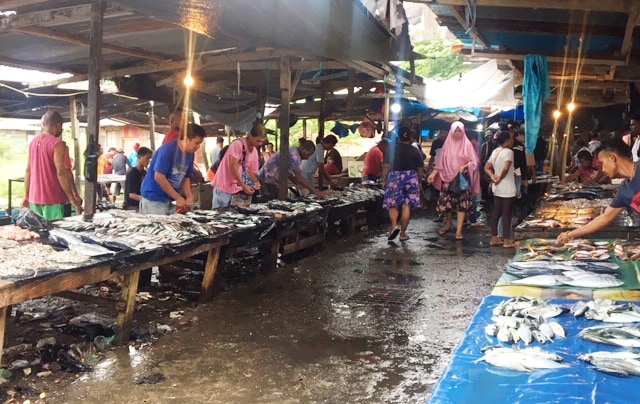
[[140, 197, 175, 215], [212, 188, 233, 209]]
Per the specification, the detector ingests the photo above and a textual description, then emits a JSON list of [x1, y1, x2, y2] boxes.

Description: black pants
[[491, 196, 515, 237]]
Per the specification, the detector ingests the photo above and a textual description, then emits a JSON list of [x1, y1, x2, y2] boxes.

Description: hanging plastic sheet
[[523, 54, 551, 154], [428, 295, 638, 404]]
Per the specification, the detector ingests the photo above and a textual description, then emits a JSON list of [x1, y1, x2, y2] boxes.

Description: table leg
[[0, 306, 6, 365], [199, 246, 223, 303], [115, 272, 140, 345]]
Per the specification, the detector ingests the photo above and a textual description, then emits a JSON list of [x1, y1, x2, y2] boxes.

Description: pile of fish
[[486, 297, 566, 345], [570, 299, 640, 323], [579, 350, 640, 377], [0, 241, 90, 279], [519, 239, 610, 261], [475, 346, 570, 372], [612, 240, 640, 260], [0, 224, 40, 241], [252, 200, 324, 216], [579, 324, 640, 348], [507, 259, 623, 288]]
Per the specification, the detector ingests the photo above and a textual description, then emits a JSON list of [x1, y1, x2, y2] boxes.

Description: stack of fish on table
[[251, 200, 324, 217], [478, 296, 570, 371], [477, 296, 640, 376], [505, 239, 624, 288]]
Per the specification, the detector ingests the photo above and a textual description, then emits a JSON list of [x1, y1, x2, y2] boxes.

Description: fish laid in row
[[571, 299, 640, 323], [475, 346, 570, 372], [579, 350, 640, 377]]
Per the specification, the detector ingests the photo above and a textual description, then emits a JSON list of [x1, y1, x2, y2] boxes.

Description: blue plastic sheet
[[428, 295, 638, 404]]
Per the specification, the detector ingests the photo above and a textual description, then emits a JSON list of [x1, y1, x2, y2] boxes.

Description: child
[[562, 150, 610, 185]]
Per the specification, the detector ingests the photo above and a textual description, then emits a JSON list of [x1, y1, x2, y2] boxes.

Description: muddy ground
[[1, 209, 513, 403]]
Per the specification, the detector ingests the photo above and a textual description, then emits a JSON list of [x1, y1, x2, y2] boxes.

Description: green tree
[[402, 40, 469, 80]]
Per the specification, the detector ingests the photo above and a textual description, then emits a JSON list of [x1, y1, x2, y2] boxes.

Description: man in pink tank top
[[22, 110, 83, 220]]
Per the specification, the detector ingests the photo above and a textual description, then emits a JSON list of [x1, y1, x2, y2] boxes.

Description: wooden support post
[[384, 95, 390, 136], [199, 246, 223, 303], [83, 0, 104, 219], [148, 100, 156, 151], [69, 97, 81, 189], [0, 306, 7, 366], [115, 271, 140, 345], [278, 56, 291, 201]]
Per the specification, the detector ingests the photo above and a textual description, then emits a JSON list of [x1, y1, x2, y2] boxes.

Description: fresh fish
[[510, 275, 567, 287], [518, 323, 533, 345], [476, 347, 569, 372], [561, 273, 624, 289], [579, 351, 640, 377], [579, 324, 640, 348], [548, 321, 566, 338]]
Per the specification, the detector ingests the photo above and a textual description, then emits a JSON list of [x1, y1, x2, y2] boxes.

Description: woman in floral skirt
[[382, 124, 425, 242], [427, 121, 480, 240]]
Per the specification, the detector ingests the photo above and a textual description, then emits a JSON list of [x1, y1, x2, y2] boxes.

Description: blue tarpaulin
[[429, 295, 638, 404]]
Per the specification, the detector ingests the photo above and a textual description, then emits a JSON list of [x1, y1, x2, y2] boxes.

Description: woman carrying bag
[[427, 121, 480, 240]]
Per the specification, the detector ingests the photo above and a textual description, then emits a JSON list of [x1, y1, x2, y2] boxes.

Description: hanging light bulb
[[553, 110, 561, 119], [183, 73, 194, 88]]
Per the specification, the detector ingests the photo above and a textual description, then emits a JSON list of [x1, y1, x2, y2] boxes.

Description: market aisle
[[50, 213, 511, 403]]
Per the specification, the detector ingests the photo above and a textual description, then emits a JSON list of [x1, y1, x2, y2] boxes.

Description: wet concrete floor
[[49, 211, 513, 403]]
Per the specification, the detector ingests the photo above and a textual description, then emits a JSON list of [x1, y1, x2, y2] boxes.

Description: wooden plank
[[282, 234, 323, 256], [0, 265, 112, 307], [0, 307, 7, 366], [114, 271, 139, 345], [54, 291, 115, 308], [406, 0, 630, 12], [199, 246, 223, 303]]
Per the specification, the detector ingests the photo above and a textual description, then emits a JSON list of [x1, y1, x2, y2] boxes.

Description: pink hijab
[[433, 121, 480, 195]]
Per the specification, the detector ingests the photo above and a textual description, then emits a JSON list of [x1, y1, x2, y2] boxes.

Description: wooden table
[[0, 238, 228, 364]]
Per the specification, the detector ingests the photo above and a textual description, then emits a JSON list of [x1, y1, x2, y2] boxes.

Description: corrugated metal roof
[[0, 0, 420, 128]]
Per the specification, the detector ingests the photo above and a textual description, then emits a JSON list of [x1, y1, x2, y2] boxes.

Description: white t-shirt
[[299, 143, 323, 185], [488, 147, 516, 198], [632, 138, 640, 163]]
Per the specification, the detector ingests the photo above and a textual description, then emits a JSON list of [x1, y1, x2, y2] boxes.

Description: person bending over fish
[[557, 139, 637, 244], [140, 123, 205, 215]]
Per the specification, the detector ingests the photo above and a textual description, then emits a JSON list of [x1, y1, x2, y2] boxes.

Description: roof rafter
[[14, 26, 169, 61], [409, 0, 631, 12], [0, 4, 130, 33]]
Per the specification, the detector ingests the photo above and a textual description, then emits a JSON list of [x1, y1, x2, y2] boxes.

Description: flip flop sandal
[[388, 227, 400, 241], [399, 235, 410, 242]]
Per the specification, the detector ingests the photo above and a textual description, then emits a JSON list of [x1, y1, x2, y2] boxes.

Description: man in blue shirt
[[140, 123, 206, 215], [557, 139, 637, 244]]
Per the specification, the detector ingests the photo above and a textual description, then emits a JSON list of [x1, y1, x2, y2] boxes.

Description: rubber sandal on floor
[[455, 234, 464, 240], [388, 227, 400, 241], [438, 227, 451, 236], [399, 235, 410, 242]]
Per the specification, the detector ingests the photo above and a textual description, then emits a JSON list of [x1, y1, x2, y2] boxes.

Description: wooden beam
[[84, 0, 104, 219], [15, 26, 168, 61], [0, 55, 81, 74], [447, 5, 491, 50], [0, 4, 129, 33], [278, 56, 291, 201], [463, 51, 626, 66], [407, 0, 630, 12]]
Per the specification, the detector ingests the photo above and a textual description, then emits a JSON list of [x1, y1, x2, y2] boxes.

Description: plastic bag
[[15, 208, 50, 232]]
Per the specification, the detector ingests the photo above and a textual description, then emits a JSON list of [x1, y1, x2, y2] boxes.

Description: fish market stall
[[0, 211, 237, 363], [252, 200, 328, 262], [324, 185, 385, 236], [429, 295, 640, 404], [514, 196, 639, 240], [492, 239, 640, 300]]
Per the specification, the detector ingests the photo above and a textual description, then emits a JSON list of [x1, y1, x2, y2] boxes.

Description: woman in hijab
[[427, 121, 480, 240]]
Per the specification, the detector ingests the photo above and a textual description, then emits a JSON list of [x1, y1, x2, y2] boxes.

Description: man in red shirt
[[22, 110, 83, 219], [161, 108, 184, 145], [363, 138, 389, 181]]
